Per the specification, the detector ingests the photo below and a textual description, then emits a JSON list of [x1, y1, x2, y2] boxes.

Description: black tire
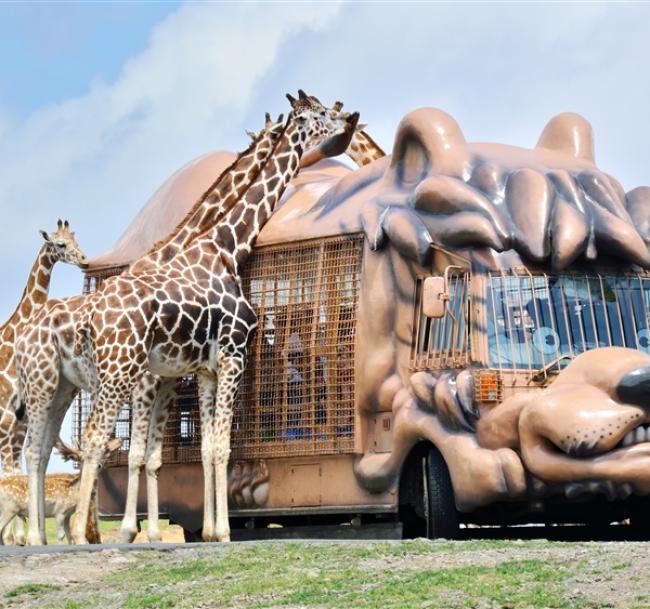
[[425, 446, 459, 539], [628, 497, 650, 540], [183, 528, 203, 543]]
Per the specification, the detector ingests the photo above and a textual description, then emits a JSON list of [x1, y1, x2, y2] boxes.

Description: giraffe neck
[[0, 245, 56, 341], [130, 125, 282, 273], [175, 118, 307, 277], [347, 130, 385, 167], [224, 119, 307, 273]]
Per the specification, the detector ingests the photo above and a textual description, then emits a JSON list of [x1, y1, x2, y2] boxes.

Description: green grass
[[4, 583, 61, 598], [33, 540, 616, 609]]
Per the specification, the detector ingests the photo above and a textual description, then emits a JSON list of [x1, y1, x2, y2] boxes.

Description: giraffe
[[16, 91, 358, 545], [0, 220, 86, 544], [347, 125, 385, 166], [119, 103, 371, 544], [119, 113, 288, 543]]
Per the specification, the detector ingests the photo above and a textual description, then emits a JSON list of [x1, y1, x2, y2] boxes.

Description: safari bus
[[75, 108, 650, 539]]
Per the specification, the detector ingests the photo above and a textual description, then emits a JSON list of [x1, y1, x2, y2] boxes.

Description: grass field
[[0, 538, 647, 609]]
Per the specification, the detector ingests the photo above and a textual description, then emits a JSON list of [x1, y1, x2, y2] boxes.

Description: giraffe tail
[[55, 438, 82, 463]]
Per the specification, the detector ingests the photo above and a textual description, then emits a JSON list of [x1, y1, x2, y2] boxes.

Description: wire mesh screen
[[231, 234, 363, 459], [74, 235, 363, 465], [412, 270, 470, 370]]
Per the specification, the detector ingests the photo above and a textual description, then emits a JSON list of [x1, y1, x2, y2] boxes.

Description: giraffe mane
[[143, 123, 286, 261], [156, 116, 293, 256]]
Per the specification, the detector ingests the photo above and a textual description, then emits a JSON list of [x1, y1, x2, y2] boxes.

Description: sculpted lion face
[[341, 106, 650, 510]]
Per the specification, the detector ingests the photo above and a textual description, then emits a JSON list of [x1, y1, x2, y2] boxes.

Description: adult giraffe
[[17, 92, 358, 545], [120, 106, 384, 544], [120, 113, 288, 543], [0, 220, 86, 544]]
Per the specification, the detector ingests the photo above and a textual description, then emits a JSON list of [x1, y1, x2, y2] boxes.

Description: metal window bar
[[411, 271, 470, 370], [485, 270, 650, 374]]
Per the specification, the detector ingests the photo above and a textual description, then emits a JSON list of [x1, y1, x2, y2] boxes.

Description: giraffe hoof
[[120, 528, 137, 544], [217, 535, 231, 543], [147, 530, 162, 543]]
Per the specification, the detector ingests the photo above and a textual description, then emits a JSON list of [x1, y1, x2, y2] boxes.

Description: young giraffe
[[12, 112, 285, 545], [121, 106, 380, 543], [16, 92, 357, 545], [0, 220, 86, 544]]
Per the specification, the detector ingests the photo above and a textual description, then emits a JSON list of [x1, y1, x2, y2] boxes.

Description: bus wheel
[[426, 446, 459, 539], [629, 497, 650, 540]]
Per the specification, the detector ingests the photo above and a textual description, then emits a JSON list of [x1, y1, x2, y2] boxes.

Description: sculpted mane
[[336, 108, 650, 272]]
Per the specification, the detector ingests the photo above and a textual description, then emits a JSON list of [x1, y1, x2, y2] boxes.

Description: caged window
[[486, 272, 650, 371], [412, 271, 470, 370]]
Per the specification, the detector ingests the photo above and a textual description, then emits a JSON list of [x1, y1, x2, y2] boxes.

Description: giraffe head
[[38, 219, 88, 268], [286, 89, 359, 151], [245, 112, 285, 141]]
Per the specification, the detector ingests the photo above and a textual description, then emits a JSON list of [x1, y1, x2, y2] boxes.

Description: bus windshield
[[486, 273, 650, 370]]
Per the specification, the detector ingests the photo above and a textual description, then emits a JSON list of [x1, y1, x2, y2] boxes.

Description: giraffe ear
[[39, 229, 50, 242]]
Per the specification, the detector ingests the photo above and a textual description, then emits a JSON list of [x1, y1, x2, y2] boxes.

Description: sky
[[2, 1, 650, 471]]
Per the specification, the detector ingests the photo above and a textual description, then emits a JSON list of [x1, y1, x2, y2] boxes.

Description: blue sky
[[1, 1, 650, 471]]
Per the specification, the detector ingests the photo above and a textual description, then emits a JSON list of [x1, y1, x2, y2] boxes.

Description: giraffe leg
[[213, 351, 244, 543], [144, 378, 176, 543], [0, 509, 18, 545], [6, 403, 27, 546], [120, 375, 158, 543], [73, 386, 129, 544], [30, 382, 76, 545], [0, 399, 17, 476], [197, 374, 217, 542], [25, 418, 49, 545], [55, 511, 68, 544]]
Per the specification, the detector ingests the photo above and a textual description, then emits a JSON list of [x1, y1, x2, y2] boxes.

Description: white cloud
[[0, 1, 342, 472], [0, 1, 342, 313]]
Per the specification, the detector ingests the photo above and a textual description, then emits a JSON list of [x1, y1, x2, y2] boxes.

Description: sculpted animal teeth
[[622, 430, 635, 446], [636, 426, 646, 444]]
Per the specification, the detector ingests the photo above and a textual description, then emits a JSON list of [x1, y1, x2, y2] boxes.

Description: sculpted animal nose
[[617, 366, 650, 408]]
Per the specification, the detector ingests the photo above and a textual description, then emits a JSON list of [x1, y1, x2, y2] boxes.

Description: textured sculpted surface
[[251, 107, 650, 511]]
